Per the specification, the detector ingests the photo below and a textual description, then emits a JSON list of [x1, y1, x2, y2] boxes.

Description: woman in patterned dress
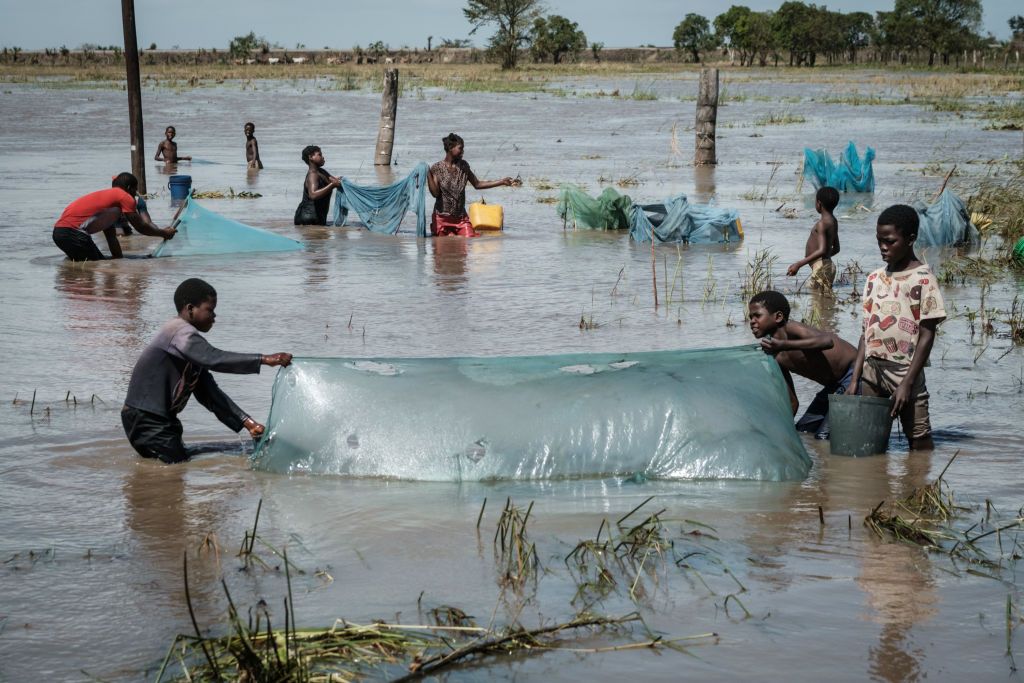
[[427, 133, 514, 237]]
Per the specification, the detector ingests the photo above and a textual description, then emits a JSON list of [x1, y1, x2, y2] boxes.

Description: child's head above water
[[174, 278, 218, 332], [877, 204, 919, 239], [748, 290, 790, 339], [815, 186, 839, 213]]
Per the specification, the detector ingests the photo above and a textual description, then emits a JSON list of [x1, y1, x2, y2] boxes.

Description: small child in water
[[121, 278, 292, 464], [154, 126, 191, 164], [788, 186, 840, 291], [245, 122, 263, 170]]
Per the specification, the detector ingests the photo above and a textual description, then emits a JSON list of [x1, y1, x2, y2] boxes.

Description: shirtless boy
[[154, 126, 191, 163], [748, 290, 858, 439], [244, 122, 263, 169], [787, 186, 840, 290]]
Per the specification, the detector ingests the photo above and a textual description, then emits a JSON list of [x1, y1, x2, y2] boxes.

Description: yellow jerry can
[[468, 200, 503, 231]]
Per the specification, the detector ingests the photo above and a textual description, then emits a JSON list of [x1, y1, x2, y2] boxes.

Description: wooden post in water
[[120, 0, 146, 193], [374, 69, 398, 166], [694, 68, 719, 166]]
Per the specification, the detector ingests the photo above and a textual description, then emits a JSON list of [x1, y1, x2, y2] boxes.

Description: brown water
[[1, 69, 1022, 681]]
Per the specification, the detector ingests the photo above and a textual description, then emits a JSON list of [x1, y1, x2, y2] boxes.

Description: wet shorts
[[795, 362, 855, 439], [810, 257, 836, 290], [52, 227, 105, 261], [860, 356, 932, 441], [121, 405, 188, 464]]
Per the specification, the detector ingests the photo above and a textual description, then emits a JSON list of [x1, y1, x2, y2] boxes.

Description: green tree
[[464, 0, 544, 69], [591, 41, 604, 62], [529, 14, 587, 64], [1011, 16, 1024, 37], [673, 13, 717, 62], [714, 5, 753, 65], [229, 32, 265, 60], [897, 0, 982, 66], [839, 11, 874, 62]]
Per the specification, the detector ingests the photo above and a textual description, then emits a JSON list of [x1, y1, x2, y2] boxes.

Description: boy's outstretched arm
[[127, 212, 177, 239], [848, 334, 866, 392], [891, 319, 939, 417], [787, 225, 827, 276], [759, 321, 834, 354]]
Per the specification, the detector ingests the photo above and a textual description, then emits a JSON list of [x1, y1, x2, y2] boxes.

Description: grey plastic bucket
[[828, 394, 893, 457]]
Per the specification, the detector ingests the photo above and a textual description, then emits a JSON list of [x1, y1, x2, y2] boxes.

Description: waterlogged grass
[[754, 111, 806, 125]]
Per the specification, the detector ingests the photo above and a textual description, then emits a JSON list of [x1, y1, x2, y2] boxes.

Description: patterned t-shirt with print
[[861, 264, 946, 364]]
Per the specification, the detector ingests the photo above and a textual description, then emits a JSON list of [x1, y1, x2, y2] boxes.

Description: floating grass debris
[[754, 111, 806, 126], [865, 452, 1024, 571], [493, 498, 539, 589], [191, 188, 262, 199]]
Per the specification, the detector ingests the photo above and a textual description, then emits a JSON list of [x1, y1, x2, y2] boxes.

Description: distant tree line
[[674, 0, 1006, 67]]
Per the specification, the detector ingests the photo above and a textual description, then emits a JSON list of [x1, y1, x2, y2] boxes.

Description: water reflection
[[432, 236, 469, 292], [54, 260, 149, 350]]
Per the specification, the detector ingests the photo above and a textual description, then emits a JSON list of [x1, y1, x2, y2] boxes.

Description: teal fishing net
[[912, 189, 978, 247], [252, 345, 811, 481], [332, 162, 429, 236], [152, 196, 303, 257], [556, 185, 742, 244], [803, 141, 875, 193], [630, 197, 742, 244]]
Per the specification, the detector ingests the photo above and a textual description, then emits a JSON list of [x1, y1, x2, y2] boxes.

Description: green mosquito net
[[252, 345, 811, 482], [152, 196, 303, 257], [557, 185, 742, 244]]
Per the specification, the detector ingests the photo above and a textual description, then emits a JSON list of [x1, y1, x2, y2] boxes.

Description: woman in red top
[[53, 172, 176, 260], [427, 133, 514, 237]]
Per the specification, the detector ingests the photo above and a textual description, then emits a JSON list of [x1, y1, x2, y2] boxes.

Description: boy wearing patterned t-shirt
[[850, 204, 946, 450]]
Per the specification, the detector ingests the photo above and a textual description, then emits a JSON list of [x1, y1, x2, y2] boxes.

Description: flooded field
[[0, 68, 1022, 681]]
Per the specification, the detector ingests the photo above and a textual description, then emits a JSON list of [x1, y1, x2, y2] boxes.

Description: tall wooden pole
[[120, 0, 146, 193], [694, 68, 718, 166], [374, 69, 398, 166]]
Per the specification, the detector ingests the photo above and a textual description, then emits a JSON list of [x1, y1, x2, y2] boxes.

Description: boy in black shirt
[[121, 278, 291, 463]]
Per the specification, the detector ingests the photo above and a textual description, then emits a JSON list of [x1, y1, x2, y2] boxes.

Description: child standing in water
[[154, 126, 191, 164], [294, 145, 340, 225], [849, 204, 946, 450], [121, 278, 292, 464], [787, 186, 840, 291], [244, 122, 263, 170]]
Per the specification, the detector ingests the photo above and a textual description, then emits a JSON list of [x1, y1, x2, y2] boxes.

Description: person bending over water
[[154, 126, 191, 164], [427, 133, 514, 237], [53, 172, 176, 260], [294, 145, 340, 225], [244, 122, 263, 170], [748, 290, 858, 440], [122, 278, 293, 464]]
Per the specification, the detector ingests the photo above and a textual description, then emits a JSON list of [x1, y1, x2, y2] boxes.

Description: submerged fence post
[[120, 0, 146, 193], [374, 68, 398, 166], [695, 68, 719, 166]]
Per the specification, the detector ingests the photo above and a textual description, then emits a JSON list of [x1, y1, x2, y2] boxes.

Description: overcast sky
[[0, 0, 1018, 50]]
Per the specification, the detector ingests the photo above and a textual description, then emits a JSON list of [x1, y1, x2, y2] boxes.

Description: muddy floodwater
[[1, 69, 1023, 681]]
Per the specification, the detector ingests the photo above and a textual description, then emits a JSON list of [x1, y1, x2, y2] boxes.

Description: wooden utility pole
[[694, 68, 719, 166], [120, 0, 146, 192], [374, 69, 398, 166]]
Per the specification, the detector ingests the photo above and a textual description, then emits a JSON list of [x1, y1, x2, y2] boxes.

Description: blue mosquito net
[[252, 345, 811, 482], [912, 189, 979, 247], [629, 196, 742, 244], [803, 141, 875, 193], [331, 162, 429, 236], [152, 196, 303, 257]]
